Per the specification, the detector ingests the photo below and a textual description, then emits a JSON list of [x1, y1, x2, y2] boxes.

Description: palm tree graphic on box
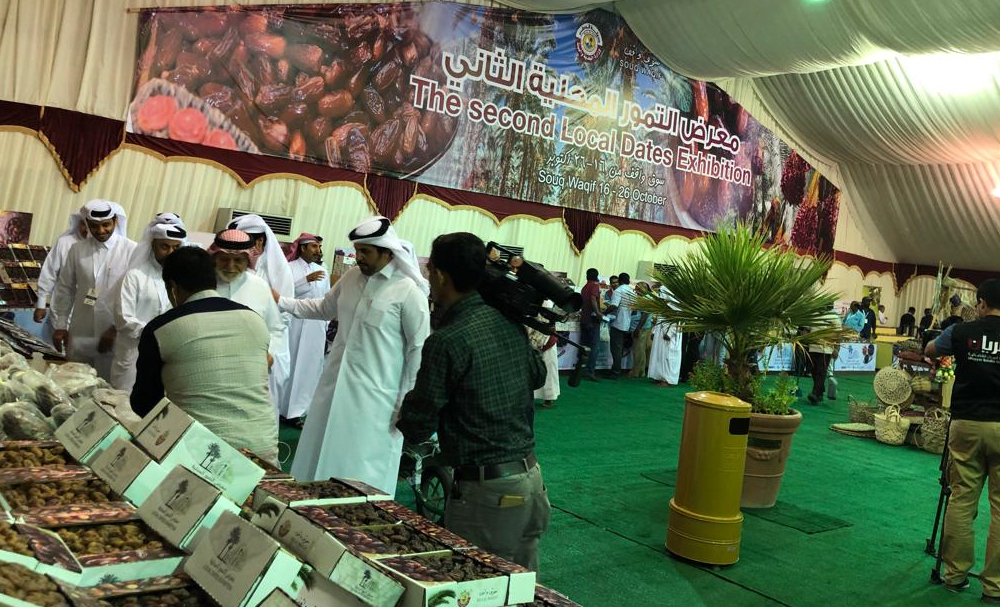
[[199, 443, 222, 471], [218, 526, 242, 564], [110, 447, 127, 468], [75, 411, 97, 434], [165, 479, 189, 510]]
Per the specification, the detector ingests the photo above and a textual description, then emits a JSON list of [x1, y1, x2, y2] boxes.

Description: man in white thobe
[[532, 300, 560, 408], [210, 229, 285, 369], [33, 212, 88, 342], [280, 216, 430, 495], [228, 214, 294, 414], [52, 200, 137, 380], [111, 214, 187, 391], [281, 232, 330, 426], [648, 286, 683, 386]]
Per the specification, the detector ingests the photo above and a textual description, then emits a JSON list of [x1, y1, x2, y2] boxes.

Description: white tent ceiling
[[501, 0, 1000, 270], [1, 0, 997, 270]]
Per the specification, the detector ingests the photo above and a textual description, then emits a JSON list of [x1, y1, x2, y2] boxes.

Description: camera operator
[[925, 278, 1000, 601], [397, 232, 550, 571]]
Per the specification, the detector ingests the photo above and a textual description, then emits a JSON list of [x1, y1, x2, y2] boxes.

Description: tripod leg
[[929, 421, 952, 583]]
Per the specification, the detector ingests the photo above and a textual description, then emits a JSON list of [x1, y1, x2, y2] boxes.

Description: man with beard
[[281, 232, 330, 427], [210, 229, 284, 373], [52, 200, 136, 380], [111, 214, 187, 391], [278, 216, 429, 495]]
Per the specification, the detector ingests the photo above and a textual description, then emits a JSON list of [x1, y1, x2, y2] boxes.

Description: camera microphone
[[568, 346, 588, 388]]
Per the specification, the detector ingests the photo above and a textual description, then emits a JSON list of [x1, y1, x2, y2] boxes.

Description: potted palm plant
[[636, 223, 843, 508]]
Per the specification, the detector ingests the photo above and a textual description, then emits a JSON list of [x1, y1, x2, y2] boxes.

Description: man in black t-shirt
[[925, 279, 1000, 601], [918, 307, 934, 338], [899, 307, 916, 336]]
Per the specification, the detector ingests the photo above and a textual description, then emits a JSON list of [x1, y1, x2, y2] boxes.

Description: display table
[[874, 335, 910, 369], [758, 342, 877, 372]]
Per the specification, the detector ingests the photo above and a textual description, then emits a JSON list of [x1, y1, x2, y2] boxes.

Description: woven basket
[[893, 339, 924, 355], [874, 405, 911, 446], [830, 422, 876, 438], [848, 396, 880, 425], [873, 367, 913, 406], [918, 408, 950, 455]]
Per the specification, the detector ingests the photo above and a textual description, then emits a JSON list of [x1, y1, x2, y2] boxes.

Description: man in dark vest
[[926, 279, 1000, 602]]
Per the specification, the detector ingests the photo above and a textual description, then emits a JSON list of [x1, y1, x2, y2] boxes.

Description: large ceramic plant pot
[[741, 409, 803, 508]]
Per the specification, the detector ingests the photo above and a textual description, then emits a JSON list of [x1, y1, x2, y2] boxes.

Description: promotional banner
[[130, 3, 839, 253], [0, 211, 31, 245], [758, 343, 877, 373]]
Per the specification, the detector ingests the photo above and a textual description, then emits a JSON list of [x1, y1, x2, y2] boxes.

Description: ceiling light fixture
[[902, 52, 1000, 95], [992, 185, 1000, 199]]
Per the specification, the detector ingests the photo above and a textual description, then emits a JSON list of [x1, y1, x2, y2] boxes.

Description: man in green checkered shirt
[[397, 232, 550, 572]]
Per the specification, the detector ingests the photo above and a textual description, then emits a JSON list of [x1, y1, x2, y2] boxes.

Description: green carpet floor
[[277, 374, 993, 607]]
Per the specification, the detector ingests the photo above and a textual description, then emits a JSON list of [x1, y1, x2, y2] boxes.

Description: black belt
[[453, 453, 537, 482]]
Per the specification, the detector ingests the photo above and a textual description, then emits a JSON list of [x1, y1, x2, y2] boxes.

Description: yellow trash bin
[[666, 391, 751, 565]]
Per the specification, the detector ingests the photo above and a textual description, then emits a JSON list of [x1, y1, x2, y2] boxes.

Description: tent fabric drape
[[1, 0, 999, 268], [0, 100, 39, 131], [366, 175, 416, 222], [127, 133, 367, 189], [38, 107, 123, 191], [0, 125, 967, 328], [563, 207, 601, 253]]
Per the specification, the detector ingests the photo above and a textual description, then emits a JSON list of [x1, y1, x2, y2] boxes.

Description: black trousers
[[609, 327, 628, 374], [809, 351, 831, 398]]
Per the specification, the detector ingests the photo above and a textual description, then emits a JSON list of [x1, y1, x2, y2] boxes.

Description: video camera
[[479, 242, 581, 333], [479, 242, 587, 387]]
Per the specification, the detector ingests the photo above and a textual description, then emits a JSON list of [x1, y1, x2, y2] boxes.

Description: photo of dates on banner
[[129, 3, 840, 253]]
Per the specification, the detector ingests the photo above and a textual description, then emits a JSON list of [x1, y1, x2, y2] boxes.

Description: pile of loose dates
[[0, 563, 69, 607], [322, 502, 400, 526], [52, 522, 165, 556], [417, 553, 502, 582], [354, 524, 446, 555], [2, 478, 115, 509], [380, 555, 453, 583], [97, 587, 216, 607], [300, 478, 365, 499], [0, 444, 70, 468], [0, 520, 33, 556], [142, 5, 457, 174]]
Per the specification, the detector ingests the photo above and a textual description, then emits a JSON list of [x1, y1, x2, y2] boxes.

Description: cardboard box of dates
[[373, 550, 527, 607], [138, 464, 240, 552], [256, 505, 429, 607], [0, 469, 132, 517], [184, 510, 305, 607], [0, 441, 86, 479], [0, 561, 73, 607], [54, 401, 132, 466], [251, 477, 390, 516], [89, 436, 167, 507], [16, 504, 184, 587], [133, 399, 264, 504], [239, 448, 292, 481], [57, 574, 219, 607], [0, 519, 42, 569], [523, 584, 585, 607], [369, 501, 476, 552]]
